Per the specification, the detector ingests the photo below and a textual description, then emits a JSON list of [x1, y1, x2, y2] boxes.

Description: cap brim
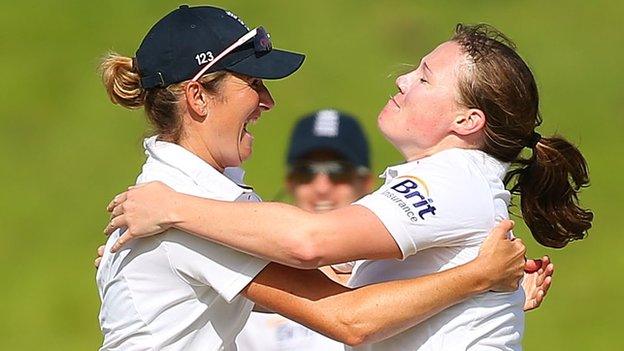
[[288, 139, 364, 168], [226, 49, 305, 79]]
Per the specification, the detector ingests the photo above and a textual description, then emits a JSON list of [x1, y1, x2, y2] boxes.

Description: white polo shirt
[[349, 148, 524, 351], [96, 136, 269, 351], [236, 312, 344, 351]]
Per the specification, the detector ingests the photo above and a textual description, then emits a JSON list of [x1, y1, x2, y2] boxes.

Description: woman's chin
[[239, 148, 252, 162], [238, 133, 254, 162]]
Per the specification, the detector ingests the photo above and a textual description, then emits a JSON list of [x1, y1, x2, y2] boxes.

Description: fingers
[[541, 255, 551, 267], [528, 286, 546, 310], [104, 215, 127, 235], [535, 268, 546, 286], [492, 220, 515, 238], [513, 238, 527, 259], [110, 203, 125, 218], [107, 192, 128, 213], [129, 181, 151, 190], [534, 261, 554, 289], [524, 262, 553, 311], [95, 245, 105, 269], [542, 276, 552, 295], [111, 230, 133, 253], [540, 264, 554, 295]]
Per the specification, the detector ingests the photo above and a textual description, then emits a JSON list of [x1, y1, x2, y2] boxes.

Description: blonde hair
[[99, 52, 228, 142]]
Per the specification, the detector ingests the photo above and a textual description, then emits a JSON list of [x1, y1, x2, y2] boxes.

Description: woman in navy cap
[[98, 9, 541, 350]]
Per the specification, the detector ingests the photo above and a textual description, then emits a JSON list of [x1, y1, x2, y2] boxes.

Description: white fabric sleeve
[[354, 164, 494, 259], [164, 230, 269, 303]]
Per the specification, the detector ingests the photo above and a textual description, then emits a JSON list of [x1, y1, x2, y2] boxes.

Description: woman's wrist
[[462, 258, 492, 293], [167, 191, 187, 229]]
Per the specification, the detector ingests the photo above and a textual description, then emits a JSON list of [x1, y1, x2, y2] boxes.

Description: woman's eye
[[419, 78, 428, 83]]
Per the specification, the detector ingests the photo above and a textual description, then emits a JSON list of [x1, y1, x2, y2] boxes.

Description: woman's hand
[[475, 220, 526, 292], [94, 245, 105, 268], [522, 256, 554, 311], [104, 181, 178, 252]]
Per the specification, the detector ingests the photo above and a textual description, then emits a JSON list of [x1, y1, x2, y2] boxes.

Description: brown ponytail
[[504, 137, 593, 248], [99, 52, 228, 143], [452, 24, 593, 248]]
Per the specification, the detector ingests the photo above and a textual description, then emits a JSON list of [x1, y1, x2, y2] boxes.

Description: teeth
[[314, 201, 335, 212]]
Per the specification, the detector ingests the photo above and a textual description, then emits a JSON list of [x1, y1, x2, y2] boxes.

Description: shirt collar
[[143, 136, 252, 200], [463, 149, 509, 180], [379, 161, 417, 181], [379, 148, 509, 182]]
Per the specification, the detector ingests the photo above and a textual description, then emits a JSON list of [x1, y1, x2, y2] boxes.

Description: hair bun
[[99, 52, 146, 109]]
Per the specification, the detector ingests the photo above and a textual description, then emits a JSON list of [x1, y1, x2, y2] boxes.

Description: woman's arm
[[244, 221, 526, 346], [106, 181, 401, 268]]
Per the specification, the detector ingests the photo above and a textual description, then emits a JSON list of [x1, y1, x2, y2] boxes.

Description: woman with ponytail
[[96, 7, 534, 351], [451, 24, 593, 249]]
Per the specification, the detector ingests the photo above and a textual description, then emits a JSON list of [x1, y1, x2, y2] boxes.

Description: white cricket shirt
[[96, 136, 269, 351], [236, 312, 344, 351], [349, 148, 524, 351]]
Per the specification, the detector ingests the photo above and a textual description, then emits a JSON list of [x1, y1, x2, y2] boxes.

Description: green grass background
[[0, 0, 622, 349]]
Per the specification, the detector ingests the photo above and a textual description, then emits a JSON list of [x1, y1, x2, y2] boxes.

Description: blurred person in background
[[105, 23, 575, 350], [236, 109, 374, 350], [96, 6, 533, 350]]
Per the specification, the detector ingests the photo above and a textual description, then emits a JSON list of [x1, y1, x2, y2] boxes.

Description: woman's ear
[[184, 81, 209, 118], [452, 108, 486, 136]]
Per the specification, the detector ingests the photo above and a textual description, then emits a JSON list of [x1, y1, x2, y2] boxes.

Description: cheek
[[292, 185, 316, 209], [331, 185, 360, 204]]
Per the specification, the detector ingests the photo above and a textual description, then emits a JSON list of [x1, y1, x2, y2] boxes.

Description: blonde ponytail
[[99, 52, 146, 108]]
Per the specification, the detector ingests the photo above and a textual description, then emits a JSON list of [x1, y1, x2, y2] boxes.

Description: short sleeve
[[164, 230, 269, 302], [355, 161, 494, 259]]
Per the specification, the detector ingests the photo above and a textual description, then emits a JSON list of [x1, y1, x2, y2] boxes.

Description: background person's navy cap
[[287, 109, 370, 168], [135, 5, 305, 89]]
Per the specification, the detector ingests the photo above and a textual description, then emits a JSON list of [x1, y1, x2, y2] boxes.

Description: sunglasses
[[288, 161, 369, 184], [192, 26, 272, 81]]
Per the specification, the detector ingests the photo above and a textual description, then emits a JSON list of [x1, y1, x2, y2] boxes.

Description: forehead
[[421, 41, 467, 77]]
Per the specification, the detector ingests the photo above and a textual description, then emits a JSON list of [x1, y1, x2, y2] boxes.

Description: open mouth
[[242, 114, 260, 140], [314, 201, 336, 213]]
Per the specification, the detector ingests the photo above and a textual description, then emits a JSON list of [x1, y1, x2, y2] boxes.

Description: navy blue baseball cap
[[135, 5, 305, 89], [287, 109, 370, 168]]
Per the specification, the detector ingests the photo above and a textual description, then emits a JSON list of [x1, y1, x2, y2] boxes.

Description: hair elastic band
[[131, 57, 139, 73], [526, 132, 541, 148]]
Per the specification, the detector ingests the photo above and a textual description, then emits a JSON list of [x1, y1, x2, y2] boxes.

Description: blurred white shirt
[[96, 136, 268, 351], [350, 148, 524, 351]]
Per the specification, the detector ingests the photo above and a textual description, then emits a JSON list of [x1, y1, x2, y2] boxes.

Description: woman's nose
[[310, 173, 333, 195], [395, 74, 407, 94], [259, 85, 275, 111]]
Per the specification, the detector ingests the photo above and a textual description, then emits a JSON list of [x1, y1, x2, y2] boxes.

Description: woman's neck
[[178, 134, 225, 173], [401, 137, 479, 162]]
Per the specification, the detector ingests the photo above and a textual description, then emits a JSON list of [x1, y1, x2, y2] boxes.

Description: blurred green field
[[0, 0, 622, 349]]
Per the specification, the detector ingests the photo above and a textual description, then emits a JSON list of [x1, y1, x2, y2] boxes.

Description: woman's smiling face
[[196, 73, 275, 169], [378, 41, 469, 160]]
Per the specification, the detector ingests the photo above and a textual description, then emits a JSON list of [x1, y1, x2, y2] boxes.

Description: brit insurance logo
[[381, 176, 437, 223]]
